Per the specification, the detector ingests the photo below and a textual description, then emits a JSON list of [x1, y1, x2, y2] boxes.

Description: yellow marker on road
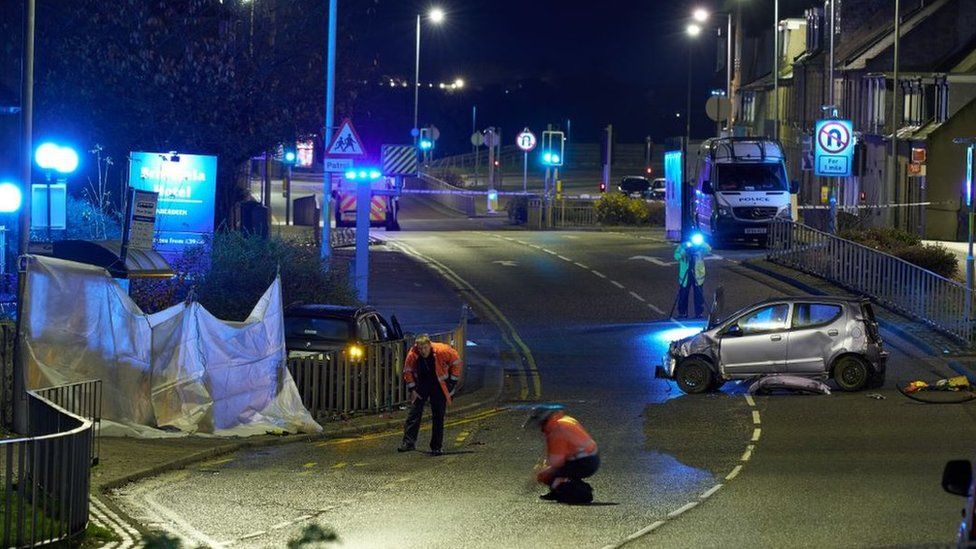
[[314, 408, 507, 448], [331, 462, 348, 469], [303, 462, 316, 469]]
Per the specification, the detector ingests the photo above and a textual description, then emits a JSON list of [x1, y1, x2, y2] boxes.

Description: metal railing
[[33, 381, 102, 466], [0, 387, 95, 547], [288, 310, 467, 419], [407, 174, 477, 217], [526, 199, 597, 229], [767, 220, 975, 344]]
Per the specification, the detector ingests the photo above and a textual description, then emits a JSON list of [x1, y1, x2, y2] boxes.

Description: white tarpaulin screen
[[22, 255, 321, 436]]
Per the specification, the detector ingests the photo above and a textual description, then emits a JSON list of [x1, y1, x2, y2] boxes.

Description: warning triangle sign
[[325, 119, 367, 157]]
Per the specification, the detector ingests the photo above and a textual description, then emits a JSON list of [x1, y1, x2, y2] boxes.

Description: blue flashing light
[[358, 170, 368, 179], [419, 139, 433, 151], [369, 170, 381, 180], [35, 142, 78, 174], [690, 232, 705, 247], [284, 151, 297, 163], [0, 182, 22, 213], [488, 190, 498, 201], [968, 145, 974, 207], [543, 152, 553, 164], [345, 170, 358, 180]]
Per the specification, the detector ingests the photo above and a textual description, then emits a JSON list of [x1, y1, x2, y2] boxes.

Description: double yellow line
[[388, 240, 542, 400], [315, 407, 507, 447]]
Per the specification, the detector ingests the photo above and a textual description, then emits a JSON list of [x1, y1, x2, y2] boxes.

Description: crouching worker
[[524, 405, 599, 504]]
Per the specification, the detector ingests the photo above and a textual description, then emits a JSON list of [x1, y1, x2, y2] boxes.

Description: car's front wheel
[[833, 355, 869, 392], [674, 358, 714, 394]]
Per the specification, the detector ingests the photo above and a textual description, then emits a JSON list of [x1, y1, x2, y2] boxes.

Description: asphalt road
[[112, 197, 976, 548]]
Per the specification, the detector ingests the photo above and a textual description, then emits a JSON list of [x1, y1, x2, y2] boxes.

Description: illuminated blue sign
[[128, 152, 217, 252], [814, 119, 855, 177]]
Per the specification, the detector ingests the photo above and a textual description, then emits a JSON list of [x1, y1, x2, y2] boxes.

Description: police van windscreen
[[715, 164, 788, 192]]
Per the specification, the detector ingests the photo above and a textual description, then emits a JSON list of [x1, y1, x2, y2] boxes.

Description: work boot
[[397, 443, 415, 453], [429, 448, 443, 456], [539, 491, 559, 501]]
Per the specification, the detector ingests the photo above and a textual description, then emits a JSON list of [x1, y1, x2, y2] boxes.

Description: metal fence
[[33, 381, 102, 466], [0, 386, 95, 547], [767, 220, 975, 344], [526, 199, 597, 229], [288, 311, 467, 420], [406, 174, 477, 216]]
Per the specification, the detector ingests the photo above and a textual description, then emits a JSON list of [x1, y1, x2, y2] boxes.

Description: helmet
[[522, 404, 565, 430]]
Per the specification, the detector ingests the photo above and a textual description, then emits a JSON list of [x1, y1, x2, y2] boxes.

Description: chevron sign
[[381, 145, 418, 176]]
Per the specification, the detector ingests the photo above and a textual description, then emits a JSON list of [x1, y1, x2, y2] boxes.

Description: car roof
[[284, 304, 377, 319], [752, 296, 866, 306]]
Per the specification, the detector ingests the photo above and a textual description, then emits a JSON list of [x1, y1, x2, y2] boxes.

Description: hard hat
[[522, 404, 565, 430]]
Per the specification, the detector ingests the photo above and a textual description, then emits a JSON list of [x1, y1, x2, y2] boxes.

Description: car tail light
[[599, 182, 606, 192]]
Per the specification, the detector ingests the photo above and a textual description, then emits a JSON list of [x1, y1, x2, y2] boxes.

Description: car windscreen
[[620, 178, 650, 193], [284, 316, 350, 342], [715, 164, 787, 192]]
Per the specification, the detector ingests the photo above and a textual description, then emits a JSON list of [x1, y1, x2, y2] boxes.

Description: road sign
[[814, 119, 855, 177], [382, 145, 418, 176], [470, 132, 484, 147], [326, 119, 366, 157], [516, 129, 537, 152], [324, 157, 354, 172], [705, 96, 732, 122], [126, 189, 158, 250], [430, 126, 441, 141], [483, 129, 498, 148]]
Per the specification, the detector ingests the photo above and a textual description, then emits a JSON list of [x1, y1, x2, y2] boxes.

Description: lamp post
[[773, 0, 780, 140], [322, 0, 338, 260], [414, 7, 445, 143], [691, 8, 734, 131], [685, 23, 702, 242]]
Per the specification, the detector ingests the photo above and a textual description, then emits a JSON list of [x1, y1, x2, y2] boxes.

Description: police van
[[692, 137, 797, 245]]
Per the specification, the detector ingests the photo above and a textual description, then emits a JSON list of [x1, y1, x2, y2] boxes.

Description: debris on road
[[747, 375, 831, 396]]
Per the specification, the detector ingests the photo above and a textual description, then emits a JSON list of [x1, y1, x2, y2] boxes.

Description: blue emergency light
[[419, 139, 434, 151], [345, 168, 383, 181], [687, 232, 705, 248]]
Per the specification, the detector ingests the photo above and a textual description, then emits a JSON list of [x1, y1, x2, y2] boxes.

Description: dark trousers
[[401, 389, 447, 451], [677, 278, 705, 317], [551, 455, 600, 484]]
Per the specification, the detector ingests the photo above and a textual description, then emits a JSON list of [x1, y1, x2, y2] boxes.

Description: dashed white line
[[745, 395, 756, 407], [667, 501, 699, 519], [574, 262, 589, 269], [557, 255, 573, 262], [625, 521, 666, 540], [741, 445, 754, 462], [751, 428, 762, 441], [700, 484, 723, 500], [542, 249, 557, 255], [610, 280, 625, 289], [592, 270, 607, 278], [648, 303, 665, 315], [240, 531, 266, 540], [752, 410, 761, 425], [629, 291, 645, 302], [726, 465, 743, 480]]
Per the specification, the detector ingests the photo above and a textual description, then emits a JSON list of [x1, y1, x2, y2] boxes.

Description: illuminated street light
[[429, 7, 445, 24], [0, 182, 22, 213], [686, 23, 702, 37], [454, 78, 465, 89], [692, 8, 710, 22], [415, 7, 447, 139]]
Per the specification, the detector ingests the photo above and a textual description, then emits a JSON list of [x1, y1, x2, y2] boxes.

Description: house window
[[865, 75, 886, 133], [741, 91, 756, 124], [934, 76, 949, 123], [805, 8, 823, 52], [901, 79, 924, 127]]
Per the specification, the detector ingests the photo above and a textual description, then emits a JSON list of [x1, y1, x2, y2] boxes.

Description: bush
[[840, 227, 921, 253], [506, 196, 528, 225], [131, 231, 358, 320], [895, 244, 958, 279], [594, 194, 665, 226]]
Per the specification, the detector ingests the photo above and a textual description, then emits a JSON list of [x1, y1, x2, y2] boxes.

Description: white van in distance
[[693, 138, 798, 245]]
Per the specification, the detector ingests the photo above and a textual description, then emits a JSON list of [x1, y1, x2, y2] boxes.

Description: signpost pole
[[322, 0, 338, 261], [354, 179, 370, 301], [523, 152, 528, 193]]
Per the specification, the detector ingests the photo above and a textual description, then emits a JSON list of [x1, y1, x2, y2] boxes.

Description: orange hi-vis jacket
[[537, 412, 599, 484], [403, 342, 462, 403]]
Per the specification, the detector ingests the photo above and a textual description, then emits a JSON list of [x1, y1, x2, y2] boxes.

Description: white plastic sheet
[[22, 255, 321, 436]]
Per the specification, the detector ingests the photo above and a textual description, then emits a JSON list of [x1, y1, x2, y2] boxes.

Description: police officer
[[674, 233, 711, 319]]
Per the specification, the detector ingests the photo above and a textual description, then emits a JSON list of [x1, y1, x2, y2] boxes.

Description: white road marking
[[574, 262, 589, 269], [752, 428, 762, 441], [592, 270, 607, 278], [557, 255, 573, 262], [745, 395, 755, 407], [628, 255, 675, 266], [648, 303, 665, 315], [240, 531, 267, 540], [752, 410, 761, 425], [741, 446, 753, 461], [626, 521, 666, 540], [610, 280, 625, 289], [629, 291, 645, 302], [700, 484, 723, 499], [667, 501, 699, 518], [726, 465, 743, 480], [491, 260, 519, 267], [542, 249, 558, 255]]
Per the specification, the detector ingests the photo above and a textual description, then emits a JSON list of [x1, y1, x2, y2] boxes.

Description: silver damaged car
[[657, 297, 887, 394]]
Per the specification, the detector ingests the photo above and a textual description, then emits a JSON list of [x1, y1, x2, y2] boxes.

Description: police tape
[[401, 189, 539, 197], [796, 201, 949, 210]]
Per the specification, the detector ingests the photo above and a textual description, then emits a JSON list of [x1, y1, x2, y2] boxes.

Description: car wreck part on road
[[898, 376, 976, 404], [747, 375, 831, 395]]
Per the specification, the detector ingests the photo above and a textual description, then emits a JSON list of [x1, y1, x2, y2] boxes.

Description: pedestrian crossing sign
[[326, 119, 367, 157]]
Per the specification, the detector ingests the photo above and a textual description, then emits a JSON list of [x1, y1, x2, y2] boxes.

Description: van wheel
[[833, 355, 869, 392], [674, 358, 714, 394]]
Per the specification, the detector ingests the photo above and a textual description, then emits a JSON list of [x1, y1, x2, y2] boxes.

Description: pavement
[[93, 198, 976, 547]]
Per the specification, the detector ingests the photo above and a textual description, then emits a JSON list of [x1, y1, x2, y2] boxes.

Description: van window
[[715, 164, 787, 192], [792, 304, 843, 329]]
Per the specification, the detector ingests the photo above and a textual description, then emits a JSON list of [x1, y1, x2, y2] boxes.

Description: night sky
[[351, 0, 812, 152]]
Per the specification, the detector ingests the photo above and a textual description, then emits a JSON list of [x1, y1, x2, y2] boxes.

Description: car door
[[787, 303, 845, 374], [719, 303, 791, 376]]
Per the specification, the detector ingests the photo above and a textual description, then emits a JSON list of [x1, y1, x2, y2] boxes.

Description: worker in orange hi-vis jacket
[[397, 334, 461, 456], [524, 404, 599, 504]]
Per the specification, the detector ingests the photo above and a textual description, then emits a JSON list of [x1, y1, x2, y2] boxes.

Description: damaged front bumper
[[656, 349, 677, 379]]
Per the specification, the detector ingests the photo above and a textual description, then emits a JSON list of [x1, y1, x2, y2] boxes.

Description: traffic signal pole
[[322, 0, 338, 260]]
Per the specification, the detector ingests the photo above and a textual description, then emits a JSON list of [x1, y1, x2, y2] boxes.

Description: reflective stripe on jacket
[[674, 243, 711, 286], [537, 412, 598, 484], [403, 342, 462, 403]]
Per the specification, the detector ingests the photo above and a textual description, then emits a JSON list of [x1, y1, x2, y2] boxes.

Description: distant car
[[618, 176, 651, 199], [656, 296, 887, 394], [942, 459, 976, 547], [650, 178, 666, 201], [284, 304, 403, 360]]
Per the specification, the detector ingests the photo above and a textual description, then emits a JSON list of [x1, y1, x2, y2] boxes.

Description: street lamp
[[414, 7, 446, 142], [683, 23, 702, 242], [692, 8, 709, 22], [689, 8, 733, 132]]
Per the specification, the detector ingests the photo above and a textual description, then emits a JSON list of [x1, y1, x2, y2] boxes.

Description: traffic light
[[283, 149, 297, 164], [419, 128, 434, 151], [541, 131, 565, 167]]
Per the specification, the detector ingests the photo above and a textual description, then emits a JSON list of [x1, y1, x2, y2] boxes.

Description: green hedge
[[594, 194, 664, 226], [841, 227, 957, 279]]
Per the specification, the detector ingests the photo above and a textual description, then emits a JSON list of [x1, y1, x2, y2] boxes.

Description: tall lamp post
[[691, 8, 733, 131], [322, 0, 338, 260], [414, 7, 445, 143], [685, 23, 702, 242]]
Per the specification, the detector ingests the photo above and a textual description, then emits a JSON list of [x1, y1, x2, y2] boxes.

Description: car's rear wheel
[[833, 355, 869, 392], [674, 358, 714, 394]]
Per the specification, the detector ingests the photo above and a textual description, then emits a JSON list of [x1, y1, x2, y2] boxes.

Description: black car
[[284, 304, 403, 359], [650, 178, 666, 201], [618, 176, 652, 198]]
